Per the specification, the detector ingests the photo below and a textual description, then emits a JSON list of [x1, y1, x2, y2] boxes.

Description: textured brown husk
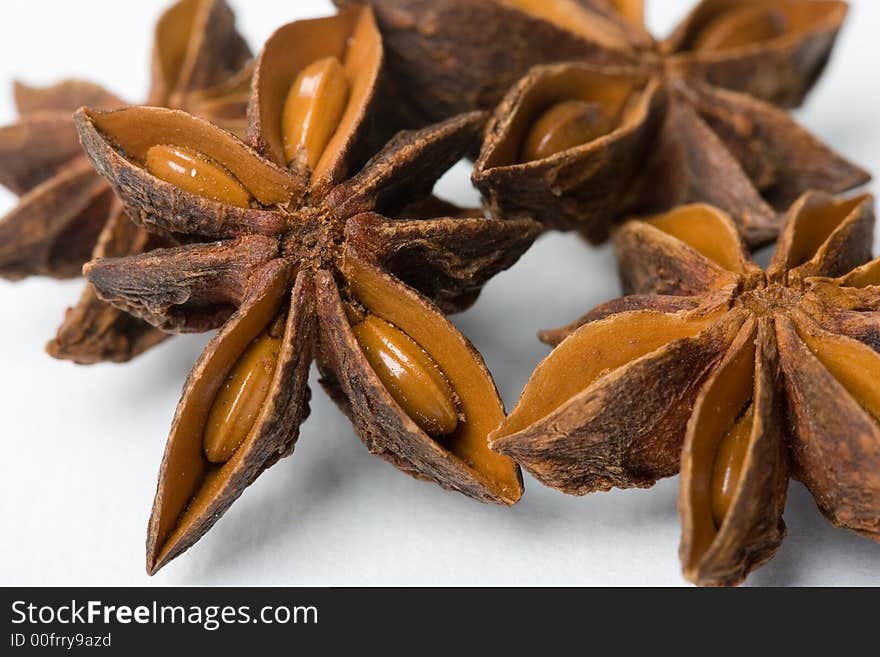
[[473, 64, 665, 242], [343, 0, 848, 119], [663, 0, 848, 108], [333, 0, 644, 123], [326, 111, 487, 219], [318, 257, 522, 504], [146, 263, 314, 574], [76, 107, 295, 241], [247, 6, 386, 196], [147, 0, 251, 108], [77, 60, 538, 571], [634, 90, 781, 246], [0, 160, 112, 280], [613, 206, 749, 297], [84, 235, 280, 333], [681, 81, 868, 211], [494, 191, 880, 585], [47, 205, 171, 363], [678, 318, 788, 587], [428, 0, 870, 245], [0, 0, 255, 364], [776, 315, 880, 540], [491, 307, 743, 494], [0, 112, 88, 195], [344, 212, 543, 314]]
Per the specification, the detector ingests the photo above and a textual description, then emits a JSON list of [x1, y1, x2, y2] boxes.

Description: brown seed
[[352, 314, 458, 436], [145, 145, 252, 208], [520, 100, 609, 163], [710, 405, 754, 527], [281, 57, 350, 169], [203, 330, 283, 463], [692, 7, 790, 53]]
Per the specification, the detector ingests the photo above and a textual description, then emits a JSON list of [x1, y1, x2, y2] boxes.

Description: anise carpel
[[0, 0, 251, 364], [348, 0, 869, 246], [490, 192, 880, 586], [73, 6, 540, 573]]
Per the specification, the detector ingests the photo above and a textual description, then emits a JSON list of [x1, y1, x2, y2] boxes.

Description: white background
[[1, 0, 878, 586]]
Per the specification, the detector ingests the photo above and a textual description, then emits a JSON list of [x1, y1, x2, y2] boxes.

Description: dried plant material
[[474, 0, 869, 247], [345, 0, 868, 246], [476, 64, 670, 243], [0, 0, 253, 363], [75, 14, 540, 570], [336, 0, 649, 121], [350, 0, 846, 114], [491, 192, 880, 585]]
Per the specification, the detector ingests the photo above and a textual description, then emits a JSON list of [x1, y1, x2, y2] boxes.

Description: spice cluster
[[0, 0, 876, 586]]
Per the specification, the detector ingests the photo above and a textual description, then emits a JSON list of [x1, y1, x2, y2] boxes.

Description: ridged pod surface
[[343, 0, 868, 247], [0, 0, 254, 364], [75, 5, 541, 573], [492, 193, 880, 586]]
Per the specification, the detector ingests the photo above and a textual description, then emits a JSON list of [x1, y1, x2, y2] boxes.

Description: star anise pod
[[0, 0, 252, 363], [490, 192, 880, 586], [73, 5, 540, 572], [347, 0, 869, 246]]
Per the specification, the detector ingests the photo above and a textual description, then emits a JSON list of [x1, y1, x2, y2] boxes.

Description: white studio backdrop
[[0, 0, 878, 586]]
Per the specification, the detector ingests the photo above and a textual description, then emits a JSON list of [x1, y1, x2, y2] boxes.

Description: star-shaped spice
[[0, 0, 252, 363], [346, 0, 869, 246], [74, 5, 540, 573], [490, 192, 880, 586]]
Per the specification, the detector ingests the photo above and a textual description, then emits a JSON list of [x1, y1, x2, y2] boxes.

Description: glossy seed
[[146, 145, 252, 208], [520, 100, 609, 163], [693, 7, 790, 53], [203, 331, 283, 463], [281, 57, 350, 169], [352, 314, 459, 436], [710, 406, 754, 527]]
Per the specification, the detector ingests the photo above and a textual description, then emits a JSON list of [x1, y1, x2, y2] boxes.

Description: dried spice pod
[[663, 0, 847, 107], [48, 202, 173, 363], [0, 89, 125, 280], [333, 0, 650, 121], [350, 0, 847, 116], [75, 49, 540, 570], [474, 59, 866, 246], [491, 192, 880, 585], [186, 62, 255, 139], [678, 317, 788, 587], [474, 63, 665, 241], [348, 0, 867, 246], [344, 211, 534, 313], [613, 203, 754, 297], [0, 0, 254, 364]]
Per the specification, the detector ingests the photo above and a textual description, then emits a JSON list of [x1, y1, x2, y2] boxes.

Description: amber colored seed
[[352, 315, 459, 436], [203, 331, 283, 463], [520, 100, 609, 163], [692, 7, 790, 53], [145, 145, 252, 208], [710, 406, 754, 527], [281, 56, 350, 169]]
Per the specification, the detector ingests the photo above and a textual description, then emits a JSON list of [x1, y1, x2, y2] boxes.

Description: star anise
[[74, 5, 541, 573], [490, 192, 880, 586], [0, 0, 252, 363], [346, 0, 869, 246]]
